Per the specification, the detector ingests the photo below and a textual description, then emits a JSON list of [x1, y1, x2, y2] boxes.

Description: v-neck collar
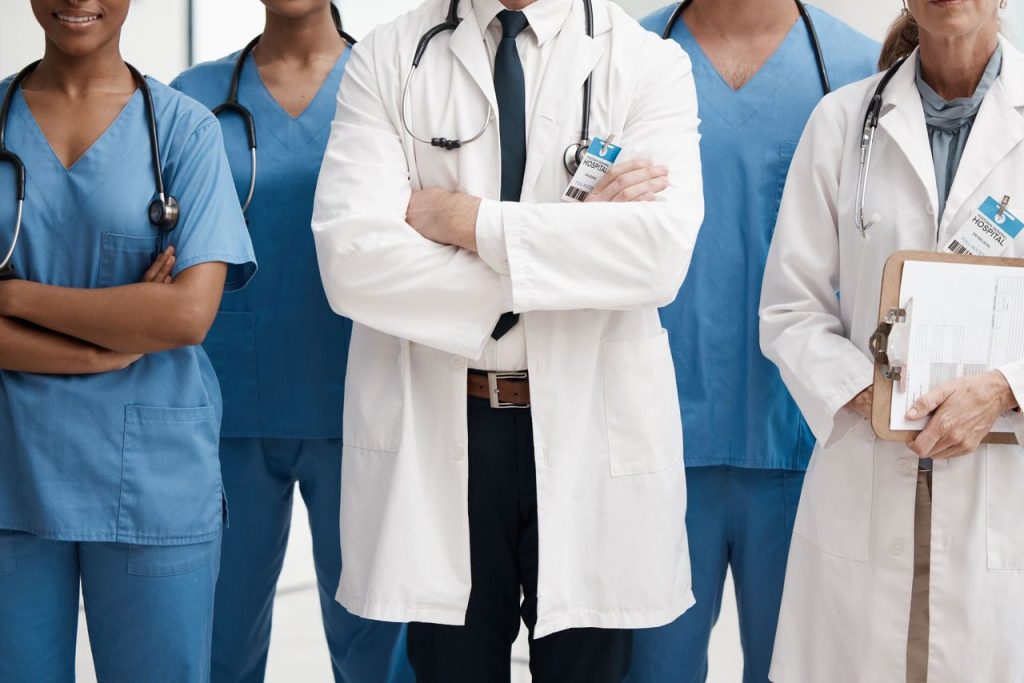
[[239, 46, 351, 152], [677, 16, 806, 129], [17, 85, 142, 173]]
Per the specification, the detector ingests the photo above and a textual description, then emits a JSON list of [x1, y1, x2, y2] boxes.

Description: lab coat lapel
[[448, 10, 499, 123], [878, 56, 940, 218], [941, 40, 1024, 234], [521, 8, 603, 196]]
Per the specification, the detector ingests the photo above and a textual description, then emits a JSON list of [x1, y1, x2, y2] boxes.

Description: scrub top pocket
[[98, 232, 159, 288], [116, 404, 223, 544]]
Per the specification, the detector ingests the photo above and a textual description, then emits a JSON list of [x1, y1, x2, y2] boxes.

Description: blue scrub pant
[[625, 466, 804, 683], [212, 437, 411, 683], [0, 530, 221, 683]]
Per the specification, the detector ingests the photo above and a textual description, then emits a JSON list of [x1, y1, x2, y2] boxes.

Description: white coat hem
[[336, 590, 469, 627], [532, 590, 695, 639]]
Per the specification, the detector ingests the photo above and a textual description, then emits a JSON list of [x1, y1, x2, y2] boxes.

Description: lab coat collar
[[449, 4, 500, 118], [877, 48, 941, 219], [471, 0, 575, 47], [941, 37, 1024, 233], [520, 0, 605, 195]]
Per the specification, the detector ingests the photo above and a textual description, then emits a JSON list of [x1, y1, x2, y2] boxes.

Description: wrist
[[0, 279, 25, 318], [991, 370, 1018, 411], [454, 193, 481, 252]]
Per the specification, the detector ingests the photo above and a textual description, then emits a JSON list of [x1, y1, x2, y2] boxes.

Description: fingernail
[[907, 407, 919, 419]]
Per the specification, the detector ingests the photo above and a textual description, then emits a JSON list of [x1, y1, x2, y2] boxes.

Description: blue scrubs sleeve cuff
[[173, 254, 258, 293]]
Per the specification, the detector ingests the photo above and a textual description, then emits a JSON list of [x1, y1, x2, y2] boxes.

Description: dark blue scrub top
[[172, 47, 353, 439], [642, 5, 879, 469]]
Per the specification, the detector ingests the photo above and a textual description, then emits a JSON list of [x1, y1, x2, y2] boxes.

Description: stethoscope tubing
[[661, 0, 831, 97], [214, 29, 356, 218], [854, 58, 905, 236], [400, 0, 595, 175], [0, 61, 170, 270]]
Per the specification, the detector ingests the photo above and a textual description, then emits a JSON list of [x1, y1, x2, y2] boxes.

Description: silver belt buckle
[[487, 371, 529, 409]]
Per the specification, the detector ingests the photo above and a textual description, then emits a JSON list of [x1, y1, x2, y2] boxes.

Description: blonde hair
[[878, 12, 919, 70]]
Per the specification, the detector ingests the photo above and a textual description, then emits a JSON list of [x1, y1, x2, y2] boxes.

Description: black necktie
[[490, 10, 529, 342]]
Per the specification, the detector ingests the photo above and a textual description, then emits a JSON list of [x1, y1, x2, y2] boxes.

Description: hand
[[585, 159, 669, 203], [907, 371, 1018, 459], [846, 387, 873, 420], [143, 247, 175, 284], [87, 346, 143, 373], [406, 189, 481, 252]]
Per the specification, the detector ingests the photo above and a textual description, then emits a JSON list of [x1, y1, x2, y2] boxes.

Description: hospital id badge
[[561, 136, 622, 202], [944, 195, 1024, 256]]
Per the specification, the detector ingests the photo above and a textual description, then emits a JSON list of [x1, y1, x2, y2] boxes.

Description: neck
[[500, 0, 540, 10], [257, 6, 345, 64], [919, 27, 999, 100], [27, 37, 131, 96], [684, 0, 798, 37]]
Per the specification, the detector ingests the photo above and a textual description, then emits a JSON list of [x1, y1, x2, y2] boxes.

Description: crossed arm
[[0, 248, 226, 375]]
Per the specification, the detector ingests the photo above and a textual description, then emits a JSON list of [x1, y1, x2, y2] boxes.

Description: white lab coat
[[761, 39, 1024, 682], [311, 0, 703, 637]]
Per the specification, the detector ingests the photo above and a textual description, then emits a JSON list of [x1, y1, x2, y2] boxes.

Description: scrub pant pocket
[[0, 532, 220, 683], [82, 534, 222, 683]]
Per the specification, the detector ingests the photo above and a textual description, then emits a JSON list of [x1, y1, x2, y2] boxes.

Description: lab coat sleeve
[[996, 361, 1024, 443], [759, 98, 874, 447], [496, 37, 703, 312], [311, 33, 512, 359]]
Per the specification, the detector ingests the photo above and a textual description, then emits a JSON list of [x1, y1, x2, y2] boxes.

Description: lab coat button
[[889, 539, 905, 556], [453, 445, 466, 459], [450, 356, 465, 369], [926, 204, 935, 216], [897, 458, 914, 474]]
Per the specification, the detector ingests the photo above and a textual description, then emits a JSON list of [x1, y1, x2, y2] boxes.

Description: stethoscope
[[399, 0, 597, 176], [854, 59, 906, 236], [0, 61, 179, 280], [213, 27, 357, 217], [661, 0, 832, 96]]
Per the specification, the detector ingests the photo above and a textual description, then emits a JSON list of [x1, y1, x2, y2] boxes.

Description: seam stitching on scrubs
[[115, 404, 129, 541]]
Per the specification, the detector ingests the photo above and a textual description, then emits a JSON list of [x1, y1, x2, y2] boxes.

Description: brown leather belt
[[467, 370, 531, 409]]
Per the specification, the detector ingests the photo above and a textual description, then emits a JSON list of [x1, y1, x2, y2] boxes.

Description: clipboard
[[869, 250, 1023, 444]]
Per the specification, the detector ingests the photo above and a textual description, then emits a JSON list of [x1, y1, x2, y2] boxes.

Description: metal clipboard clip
[[869, 298, 913, 391]]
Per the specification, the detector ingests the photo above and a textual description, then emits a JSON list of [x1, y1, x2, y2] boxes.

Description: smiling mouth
[[54, 12, 101, 24]]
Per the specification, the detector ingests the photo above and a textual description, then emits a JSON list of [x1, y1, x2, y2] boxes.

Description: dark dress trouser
[[406, 398, 634, 682]]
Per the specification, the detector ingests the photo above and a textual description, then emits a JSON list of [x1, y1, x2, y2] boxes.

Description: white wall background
[[6, 0, 1024, 81]]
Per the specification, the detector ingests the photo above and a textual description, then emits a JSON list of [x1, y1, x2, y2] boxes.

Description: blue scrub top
[[171, 47, 352, 439], [0, 75, 256, 544], [642, 5, 879, 470]]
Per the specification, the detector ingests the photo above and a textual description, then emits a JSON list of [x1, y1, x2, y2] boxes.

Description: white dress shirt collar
[[471, 0, 576, 47]]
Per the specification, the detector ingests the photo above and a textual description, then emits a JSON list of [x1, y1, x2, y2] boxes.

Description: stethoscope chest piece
[[149, 194, 180, 231], [563, 140, 588, 176]]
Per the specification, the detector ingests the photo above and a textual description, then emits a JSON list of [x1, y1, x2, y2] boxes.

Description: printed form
[[890, 261, 1024, 432]]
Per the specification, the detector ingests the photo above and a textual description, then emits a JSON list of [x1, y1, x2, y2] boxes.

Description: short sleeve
[[165, 119, 256, 291]]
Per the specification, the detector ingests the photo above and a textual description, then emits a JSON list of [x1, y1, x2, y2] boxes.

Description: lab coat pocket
[[203, 311, 260, 435], [342, 330, 404, 452], [98, 232, 159, 288], [127, 539, 218, 577], [792, 420, 874, 562], [603, 329, 683, 477], [117, 405, 223, 543], [0, 530, 13, 576], [986, 445, 1024, 569]]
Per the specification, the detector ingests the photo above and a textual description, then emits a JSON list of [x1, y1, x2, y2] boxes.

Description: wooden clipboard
[[870, 250, 1022, 443]]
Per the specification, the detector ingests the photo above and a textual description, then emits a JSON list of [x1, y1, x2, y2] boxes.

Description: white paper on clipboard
[[890, 260, 1024, 432]]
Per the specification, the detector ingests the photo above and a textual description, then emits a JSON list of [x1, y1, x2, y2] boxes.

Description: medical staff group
[[0, 0, 1021, 681]]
